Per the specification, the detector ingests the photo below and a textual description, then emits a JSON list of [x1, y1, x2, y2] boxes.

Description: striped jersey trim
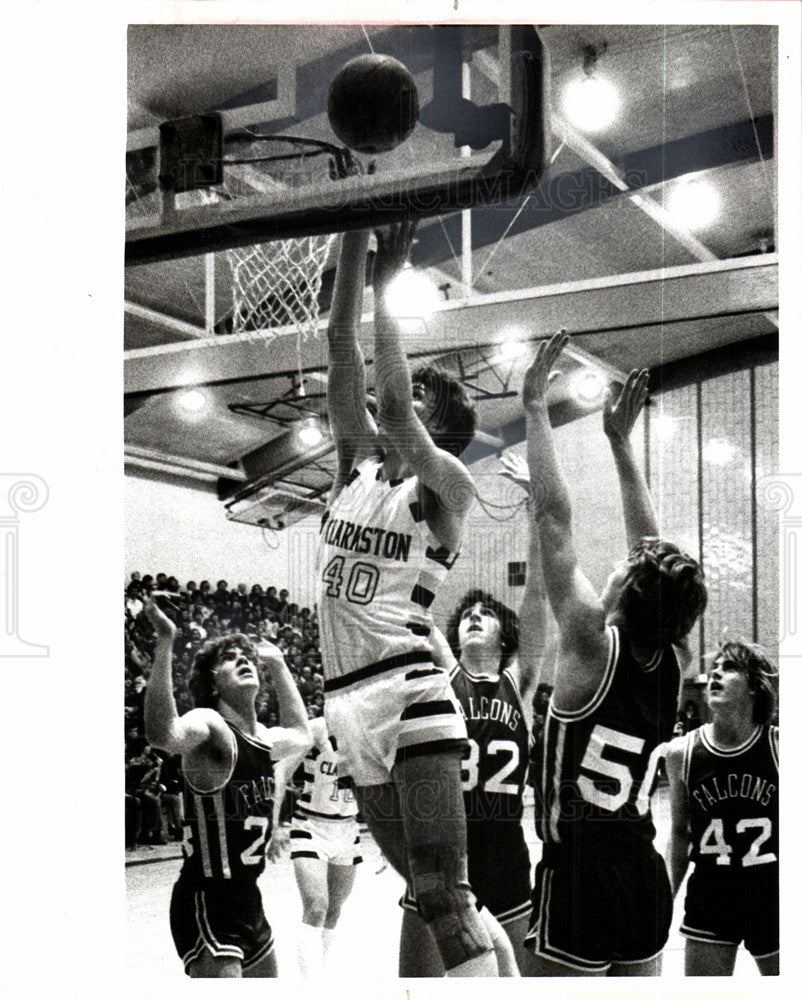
[[324, 650, 433, 692], [550, 625, 618, 722], [769, 725, 779, 770], [194, 891, 244, 960], [405, 621, 431, 637], [408, 500, 425, 523], [682, 730, 697, 785], [699, 723, 763, 757], [544, 716, 567, 844], [296, 804, 358, 821], [410, 583, 435, 608], [228, 723, 273, 753], [399, 699, 457, 721]]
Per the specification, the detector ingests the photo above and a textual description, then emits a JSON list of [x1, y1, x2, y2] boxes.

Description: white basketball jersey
[[297, 720, 358, 819], [316, 456, 459, 685]]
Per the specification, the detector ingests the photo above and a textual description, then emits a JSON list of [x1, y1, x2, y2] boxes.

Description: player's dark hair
[[445, 588, 520, 669], [616, 538, 708, 650], [189, 633, 260, 709], [715, 640, 778, 725], [412, 366, 477, 458]]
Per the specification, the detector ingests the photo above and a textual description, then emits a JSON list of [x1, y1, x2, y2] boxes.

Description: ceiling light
[[563, 75, 620, 132], [651, 413, 679, 442], [703, 438, 737, 467], [498, 329, 528, 359], [570, 368, 607, 407], [384, 266, 441, 323], [668, 180, 720, 229], [298, 422, 324, 447], [177, 389, 207, 413]]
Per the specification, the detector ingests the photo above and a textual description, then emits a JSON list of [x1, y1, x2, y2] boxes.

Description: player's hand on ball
[[373, 220, 418, 290], [142, 596, 177, 639], [499, 453, 532, 495], [522, 330, 569, 412], [603, 369, 649, 443]]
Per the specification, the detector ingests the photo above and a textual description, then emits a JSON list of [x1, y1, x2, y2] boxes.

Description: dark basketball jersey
[[537, 625, 680, 848], [180, 723, 275, 884], [451, 664, 530, 832], [683, 724, 778, 874]]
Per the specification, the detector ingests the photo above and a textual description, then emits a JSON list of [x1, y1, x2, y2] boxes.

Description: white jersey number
[[240, 815, 270, 866], [699, 817, 776, 867], [322, 555, 380, 606], [577, 724, 663, 815], [461, 738, 520, 795]]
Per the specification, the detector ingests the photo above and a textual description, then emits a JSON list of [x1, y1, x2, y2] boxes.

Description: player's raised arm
[[371, 222, 475, 542], [522, 333, 608, 696], [429, 625, 460, 674], [257, 639, 312, 761], [325, 230, 377, 494], [267, 728, 316, 862], [603, 369, 658, 546], [499, 452, 547, 705], [663, 737, 692, 896], [142, 597, 220, 755]]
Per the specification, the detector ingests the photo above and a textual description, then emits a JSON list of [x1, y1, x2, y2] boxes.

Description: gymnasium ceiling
[[124, 23, 780, 527]]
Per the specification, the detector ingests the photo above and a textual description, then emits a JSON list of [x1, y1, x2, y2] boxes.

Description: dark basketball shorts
[[170, 875, 274, 974], [466, 826, 532, 924], [525, 841, 673, 972], [681, 867, 779, 959]]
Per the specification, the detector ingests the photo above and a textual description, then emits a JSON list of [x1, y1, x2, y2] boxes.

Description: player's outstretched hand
[[499, 452, 532, 495], [256, 639, 286, 669], [266, 826, 290, 863], [522, 330, 569, 413], [372, 219, 418, 291], [603, 369, 649, 444], [142, 596, 177, 640]]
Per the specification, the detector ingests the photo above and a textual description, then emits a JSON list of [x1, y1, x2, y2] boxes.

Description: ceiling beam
[[551, 114, 717, 263], [124, 445, 246, 482], [409, 115, 773, 268], [125, 255, 777, 396]]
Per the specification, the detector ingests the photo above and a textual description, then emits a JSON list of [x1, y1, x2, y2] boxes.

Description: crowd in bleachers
[[125, 570, 324, 847]]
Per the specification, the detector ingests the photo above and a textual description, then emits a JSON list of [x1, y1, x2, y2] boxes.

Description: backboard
[[125, 24, 548, 265]]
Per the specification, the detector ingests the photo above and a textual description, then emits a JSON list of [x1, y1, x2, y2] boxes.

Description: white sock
[[321, 927, 336, 969], [444, 951, 499, 977], [297, 922, 324, 977]]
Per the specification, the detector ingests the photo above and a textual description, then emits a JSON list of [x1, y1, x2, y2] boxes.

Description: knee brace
[[411, 871, 493, 967]]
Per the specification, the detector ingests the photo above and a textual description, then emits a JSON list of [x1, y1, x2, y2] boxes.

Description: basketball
[[327, 54, 419, 154]]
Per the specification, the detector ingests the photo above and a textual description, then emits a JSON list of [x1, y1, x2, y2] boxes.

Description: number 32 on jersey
[[461, 738, 520, 795]]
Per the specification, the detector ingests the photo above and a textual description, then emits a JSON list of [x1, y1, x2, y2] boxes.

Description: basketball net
[[214, 160, 335, 343], [126, 139, 338, 345], [226, 231, 334, 341]]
